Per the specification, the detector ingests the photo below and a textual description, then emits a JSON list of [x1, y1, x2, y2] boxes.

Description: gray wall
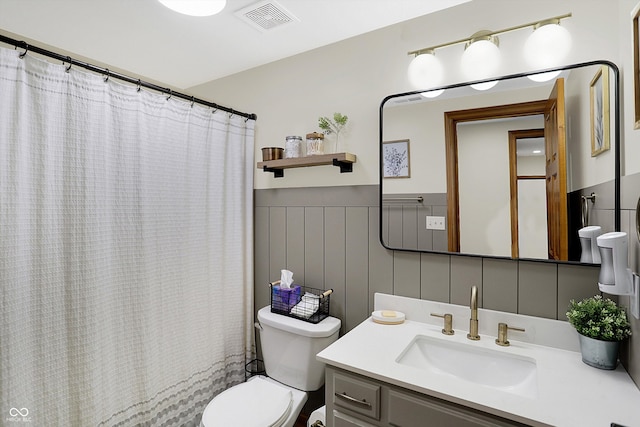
[[254, 183, 640, 388], [254, 185, 601, 327], [620, 173, 640, 386], [382, 193, 448, 252]]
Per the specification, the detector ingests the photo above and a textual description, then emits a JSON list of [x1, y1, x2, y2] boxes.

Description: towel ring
[[580, 193, 596, 228]]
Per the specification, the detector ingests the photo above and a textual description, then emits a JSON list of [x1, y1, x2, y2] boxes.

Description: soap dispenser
[[578, 225, 602, 264], [596, 232, 640, 319]]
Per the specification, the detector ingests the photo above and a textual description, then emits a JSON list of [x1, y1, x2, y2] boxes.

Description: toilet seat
[[201, 376, 293, 427]]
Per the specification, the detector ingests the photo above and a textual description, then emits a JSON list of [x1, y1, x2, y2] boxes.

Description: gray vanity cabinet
[[325, 366, 528, 427]]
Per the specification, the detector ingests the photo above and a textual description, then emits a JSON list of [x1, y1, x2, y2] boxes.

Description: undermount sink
[[396, 335, 538, 398]]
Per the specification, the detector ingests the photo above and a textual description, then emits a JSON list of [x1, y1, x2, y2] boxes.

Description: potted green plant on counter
[[566, 295, 632, 370]]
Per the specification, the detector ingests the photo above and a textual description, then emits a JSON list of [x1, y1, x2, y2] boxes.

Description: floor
[[294, 412, 309, 427]]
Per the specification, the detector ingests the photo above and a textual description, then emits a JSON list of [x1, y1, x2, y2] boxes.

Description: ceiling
[[0, 0, 470, 89]]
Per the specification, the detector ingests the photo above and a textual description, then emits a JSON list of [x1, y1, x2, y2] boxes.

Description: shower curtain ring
[[166, 89, 172, 101], [18, 43, 29, 58], [136, 80, 142, 92], [103, 69, 110, 83], [191, 96, 195, 108], [65, 57, 72, 73]]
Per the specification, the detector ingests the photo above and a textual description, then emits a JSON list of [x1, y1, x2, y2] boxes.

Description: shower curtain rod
[[0, 34, 257, 121]]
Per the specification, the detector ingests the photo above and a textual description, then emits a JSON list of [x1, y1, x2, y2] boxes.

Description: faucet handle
[[430, 313, 454, 335], [495, 322, 525, 346]]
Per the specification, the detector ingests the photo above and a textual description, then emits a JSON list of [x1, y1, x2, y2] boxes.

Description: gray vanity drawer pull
[[335, 392, 372, 408]]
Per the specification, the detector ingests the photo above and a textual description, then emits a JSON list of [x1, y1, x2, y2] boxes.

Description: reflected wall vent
[[235, 0, 298, 32]]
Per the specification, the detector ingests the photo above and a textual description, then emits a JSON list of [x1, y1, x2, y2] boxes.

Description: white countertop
[[317, 294, 640, 427]]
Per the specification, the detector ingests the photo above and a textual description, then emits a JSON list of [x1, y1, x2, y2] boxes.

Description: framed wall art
[[383, 139, 410, 178], [590, 66, 610, 156]]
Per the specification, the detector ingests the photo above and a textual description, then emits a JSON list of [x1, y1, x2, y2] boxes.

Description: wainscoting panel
[[420, 253, 450, 303], [367, 207, 393, 314], [517, 261, 559, 319], [255, 185, 601, 330], [325, 207, 346, 333], [382, 193, 447, 252], [482, 258, 518, 313], [345, 207, 370, 332]]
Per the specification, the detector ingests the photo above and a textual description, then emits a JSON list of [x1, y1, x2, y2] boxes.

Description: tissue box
[[271, 285, 302, 314]]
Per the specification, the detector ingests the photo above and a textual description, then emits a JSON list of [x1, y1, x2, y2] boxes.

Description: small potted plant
[[566, 295, 632, 370]]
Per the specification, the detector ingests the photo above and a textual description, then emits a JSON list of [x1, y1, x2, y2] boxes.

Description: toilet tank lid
[[258, 306, 341, 338]]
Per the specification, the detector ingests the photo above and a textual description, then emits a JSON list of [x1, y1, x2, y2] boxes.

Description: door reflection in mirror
[[380, 61, 620, 263]]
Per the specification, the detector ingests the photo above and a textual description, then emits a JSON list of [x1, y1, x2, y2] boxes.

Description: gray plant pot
[[578, 333, 620, 370]]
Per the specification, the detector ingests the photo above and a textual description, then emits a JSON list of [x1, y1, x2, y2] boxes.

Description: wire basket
[[269, 281, 332, 324]]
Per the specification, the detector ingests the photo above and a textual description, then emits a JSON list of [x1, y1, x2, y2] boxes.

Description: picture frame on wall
[[590, 66, 610, 157], [633, 2, 640, 129], [383, 139, 411, 178]]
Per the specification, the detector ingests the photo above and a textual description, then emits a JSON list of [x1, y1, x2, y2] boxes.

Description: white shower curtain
[[0, 47, 255, 426]]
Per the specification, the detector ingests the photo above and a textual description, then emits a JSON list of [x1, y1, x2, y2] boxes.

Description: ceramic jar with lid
[[306, 132, 325, 156]]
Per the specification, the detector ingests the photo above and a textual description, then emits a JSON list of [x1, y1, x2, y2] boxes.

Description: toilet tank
[[257, 306, 341, 391]]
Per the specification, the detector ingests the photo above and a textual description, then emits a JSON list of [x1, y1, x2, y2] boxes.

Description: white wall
[[620, 0, 640, 176], [457, 115, 543, 257], [565, 64, 617, 191], [382, 85, 549, 194], [190, 0, 630, 190]]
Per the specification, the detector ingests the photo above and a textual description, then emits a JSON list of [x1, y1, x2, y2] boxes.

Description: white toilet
[[200, 305, 341, 427]]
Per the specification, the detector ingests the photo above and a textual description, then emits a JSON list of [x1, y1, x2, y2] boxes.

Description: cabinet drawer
[[388, 389, 522, 427], [332, 370, 381, 420], [333, 410, 378, 427]]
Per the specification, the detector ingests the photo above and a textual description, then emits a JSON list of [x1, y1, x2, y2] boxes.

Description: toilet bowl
[[200, 305, 341, 427]]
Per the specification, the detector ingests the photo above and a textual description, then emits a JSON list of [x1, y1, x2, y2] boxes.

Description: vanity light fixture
[[407, 13, 572, 90], [470, 81, 499, 91], [158, 0, 227, 16], [527, 70, 562, 83], [461, 31, 501, 83], [420, 89, 445, 98], [408, 49, 444, 91], [524, 19, 572, 70]]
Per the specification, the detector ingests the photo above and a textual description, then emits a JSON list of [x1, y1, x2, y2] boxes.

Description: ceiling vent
[[235, 0, 298, 32]]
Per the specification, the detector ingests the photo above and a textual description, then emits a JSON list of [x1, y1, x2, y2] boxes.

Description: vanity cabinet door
[[388, 390, 522, 427], [331, 370, 381, 420]]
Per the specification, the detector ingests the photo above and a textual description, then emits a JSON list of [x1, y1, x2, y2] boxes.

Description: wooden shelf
[[257, 152, 357, 178]]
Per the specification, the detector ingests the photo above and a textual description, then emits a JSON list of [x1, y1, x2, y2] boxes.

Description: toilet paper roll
[[307, 405, 326, 427]]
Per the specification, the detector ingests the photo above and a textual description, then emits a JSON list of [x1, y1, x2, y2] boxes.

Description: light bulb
[[524, 22, 572, 69], [158, 0, 226, 16], [527, 70, 562, 82], [420, 89, 445, 98], [461, 37, 501, 81], [470, 80, 498, 91], [408, 52, 444, 90]]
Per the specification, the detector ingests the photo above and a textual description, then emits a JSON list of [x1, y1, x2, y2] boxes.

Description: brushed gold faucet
[[467, 285, 480, 340], [495, 322, 525, 346]]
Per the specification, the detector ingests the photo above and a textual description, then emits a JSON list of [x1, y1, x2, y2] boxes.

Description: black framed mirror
[[379, 60, 620, 263]]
